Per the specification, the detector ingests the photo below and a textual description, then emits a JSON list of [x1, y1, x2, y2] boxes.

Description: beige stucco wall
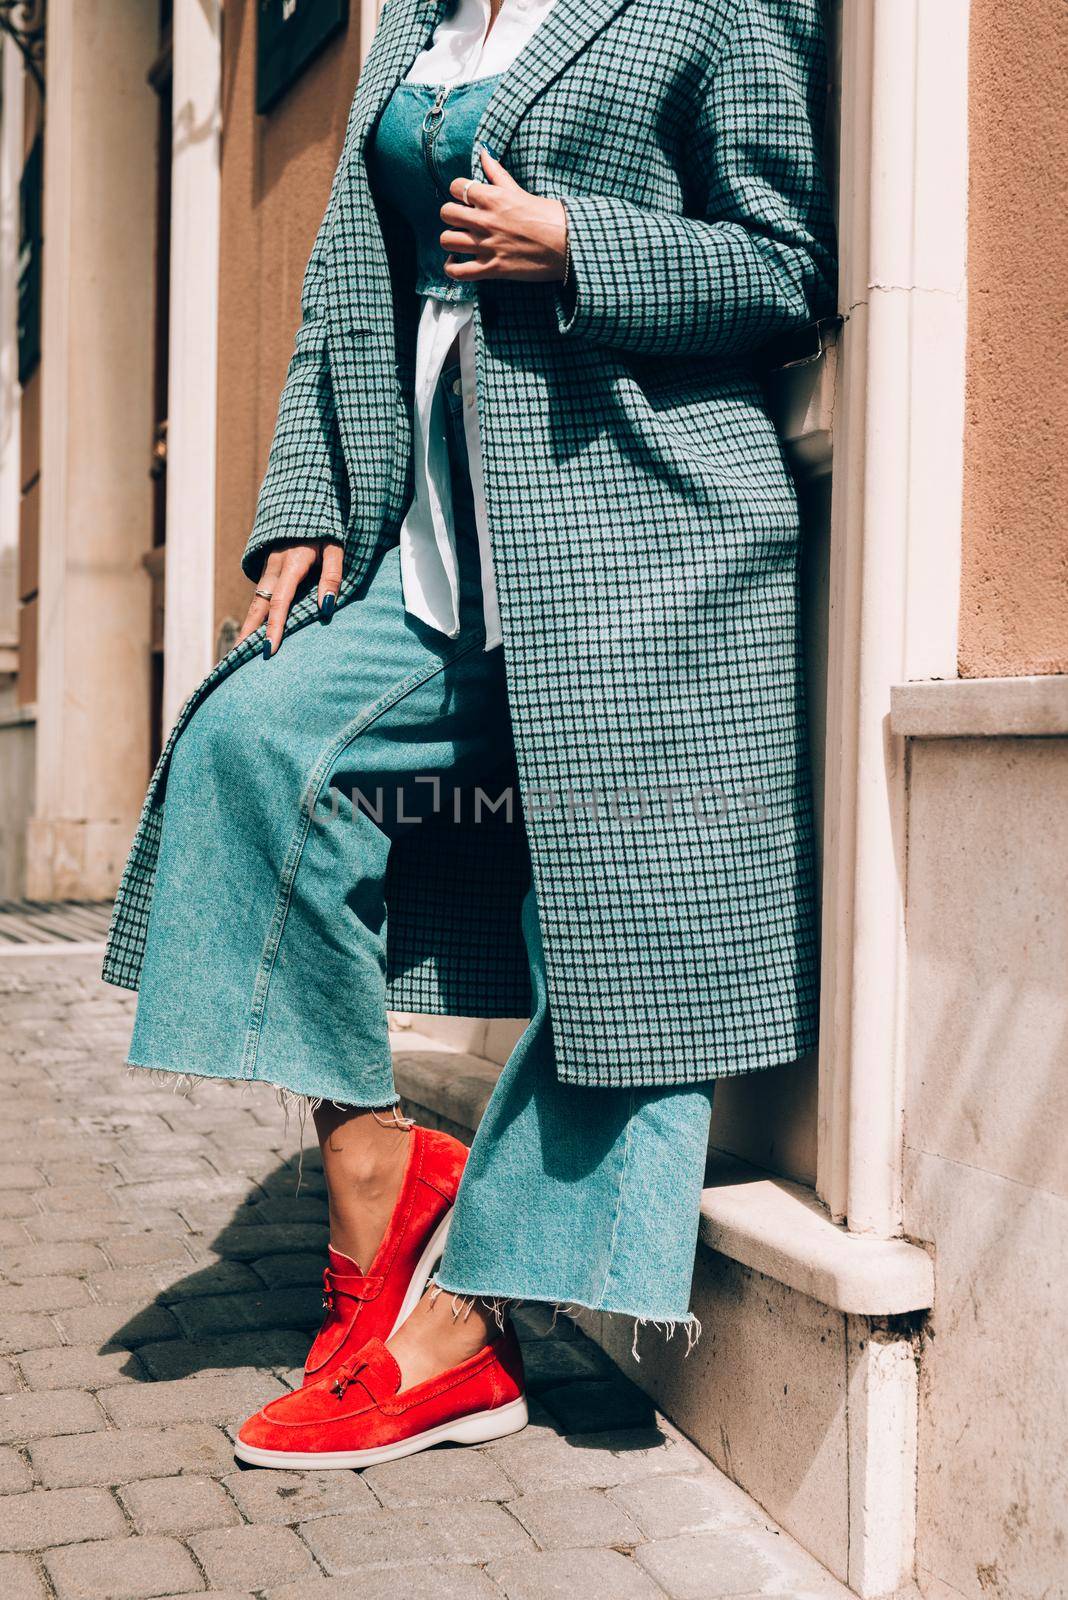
[[214, 3, 365, 636], [959, 0, 1068, 678], [902, 734, 1068, 1600]]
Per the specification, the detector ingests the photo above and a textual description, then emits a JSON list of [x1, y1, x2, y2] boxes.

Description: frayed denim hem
[[428, 1273, 702, 1361], [124, 1059, 401, 1117]]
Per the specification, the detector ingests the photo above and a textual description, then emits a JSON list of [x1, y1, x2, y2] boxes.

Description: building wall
[[902, 734, 1068, 1600], [214, 2, 365, 638], [959, 0, 1068, 677], [903, 9, 1068, 1592]]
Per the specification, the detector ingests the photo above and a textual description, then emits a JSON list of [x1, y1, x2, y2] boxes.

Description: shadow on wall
[[103, 1148, 660, 1440]]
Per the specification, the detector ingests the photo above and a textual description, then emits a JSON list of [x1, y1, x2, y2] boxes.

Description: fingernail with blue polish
[[262, 639, 273, 661], [481, 143, 497, 162], [320, 593, 336, 622]]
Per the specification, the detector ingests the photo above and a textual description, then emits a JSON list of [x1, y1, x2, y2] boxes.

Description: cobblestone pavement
[[0, 952, 851, 1600]]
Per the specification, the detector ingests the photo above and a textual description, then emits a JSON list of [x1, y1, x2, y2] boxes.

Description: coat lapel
[[474, 0, 637, 168], [326, 0, 449, 327], [327, 0, 635, 315], [345, 0, 638, 189], [326, 0, 638, 503]]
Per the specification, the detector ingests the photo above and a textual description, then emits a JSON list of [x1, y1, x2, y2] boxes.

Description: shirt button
[[452, 377, 462, 396]]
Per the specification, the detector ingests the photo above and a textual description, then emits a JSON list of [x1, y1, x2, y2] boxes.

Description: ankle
[[387, 1286, 501, 1390], [318, 1110, 410, 1191], [319, 1118, 413, 1269], [338, 1136, 408, 1194]]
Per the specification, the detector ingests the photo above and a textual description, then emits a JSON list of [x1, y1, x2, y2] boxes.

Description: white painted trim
[[162, 0, 222, 732], [846, 1318, 921, 1597], [818, 0, 970, 1237], [359, 0, 384, 65], [699, 1155, 933, 1318], [891, 675, 1068, 738], [0, 42, 24, 660]]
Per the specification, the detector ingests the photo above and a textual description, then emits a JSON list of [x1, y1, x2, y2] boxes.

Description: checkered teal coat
[[104, 0, 837, 1088]]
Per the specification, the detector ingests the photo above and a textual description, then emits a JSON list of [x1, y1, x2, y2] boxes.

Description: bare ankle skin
[[387, 1285, 498, 1390], [313, 1103, 411, 1270]]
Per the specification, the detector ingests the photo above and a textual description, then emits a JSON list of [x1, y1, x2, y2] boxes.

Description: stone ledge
[[891, 674, 1068, 738], [699, 1156, 933, 1316], [392, 1044, 934, 1319]]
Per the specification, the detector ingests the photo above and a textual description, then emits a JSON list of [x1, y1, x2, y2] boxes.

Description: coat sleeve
[[554, 0, 837, 360], [239, 176, 350, 582]]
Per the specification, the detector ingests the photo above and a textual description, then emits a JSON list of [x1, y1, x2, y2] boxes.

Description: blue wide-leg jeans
[[129, 365, 714, 1324]]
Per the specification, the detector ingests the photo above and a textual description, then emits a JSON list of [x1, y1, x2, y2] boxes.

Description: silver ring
[[255, 588, 273, 601], [462, 179, 473, 206]]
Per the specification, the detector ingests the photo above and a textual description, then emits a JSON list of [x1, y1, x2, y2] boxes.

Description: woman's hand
[[237, 538, 344, 658], [440, 147, 567, 284]]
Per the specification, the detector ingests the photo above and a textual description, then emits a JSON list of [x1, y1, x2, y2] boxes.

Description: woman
[[104, 0, 836, 1469]]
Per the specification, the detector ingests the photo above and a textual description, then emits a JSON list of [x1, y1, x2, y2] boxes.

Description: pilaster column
[[163, 0, 221, 730], [28, 0, 158, 899]]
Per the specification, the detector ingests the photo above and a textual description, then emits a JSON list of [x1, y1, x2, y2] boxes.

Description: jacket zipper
[[421, 84, 451, 196]]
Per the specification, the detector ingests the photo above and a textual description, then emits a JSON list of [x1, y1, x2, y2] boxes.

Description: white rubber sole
[[233, 1393, 529, 1470], [387, 1208, 453, 1338]]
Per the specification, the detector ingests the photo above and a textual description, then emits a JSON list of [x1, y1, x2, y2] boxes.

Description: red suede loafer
[[304, 1125, 468, 1387], [236, 1330, 528, 1469]]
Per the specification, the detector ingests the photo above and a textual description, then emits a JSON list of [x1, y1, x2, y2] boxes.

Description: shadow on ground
[[103, 1151, 660, 1442]]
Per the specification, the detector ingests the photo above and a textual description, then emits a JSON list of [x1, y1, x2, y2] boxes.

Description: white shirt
[[398, 0, 558, 653]]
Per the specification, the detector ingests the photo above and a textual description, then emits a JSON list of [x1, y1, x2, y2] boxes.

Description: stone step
[[390, 1039, 927, 1598]]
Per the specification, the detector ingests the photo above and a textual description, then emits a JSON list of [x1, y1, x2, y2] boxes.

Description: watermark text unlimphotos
[[303, 776, 770, 828]]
